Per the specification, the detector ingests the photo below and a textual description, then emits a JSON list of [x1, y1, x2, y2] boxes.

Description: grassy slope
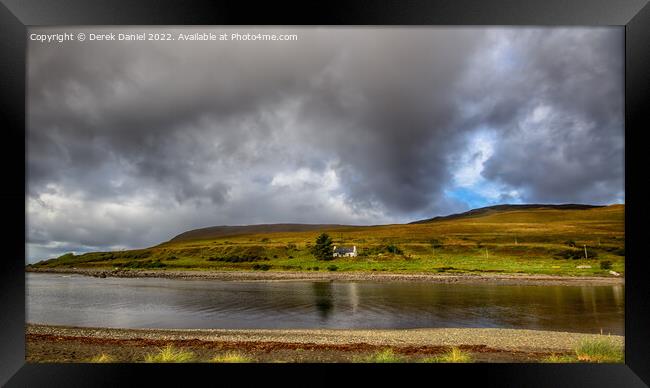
[[29, 205, 625, 277]]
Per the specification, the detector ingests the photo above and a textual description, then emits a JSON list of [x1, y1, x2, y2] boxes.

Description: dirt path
[[26, 267, 624, 286]]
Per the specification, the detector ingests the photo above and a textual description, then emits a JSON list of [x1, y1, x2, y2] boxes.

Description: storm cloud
[[27, 27, 624, 262]]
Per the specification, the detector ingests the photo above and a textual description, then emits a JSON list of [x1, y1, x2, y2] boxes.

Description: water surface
[[27, 273, 624, 334]]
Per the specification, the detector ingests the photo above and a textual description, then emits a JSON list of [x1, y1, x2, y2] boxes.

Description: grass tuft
[[89, 353, 114, 363], [144, 344, 194, 363], [421, 347, 472, 363], [574, 336, 624, 363], [210, 352, 252, 363], [363, 348, 403, 363]]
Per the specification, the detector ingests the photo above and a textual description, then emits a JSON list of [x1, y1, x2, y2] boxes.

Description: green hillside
[[28, 204, 625, 277]]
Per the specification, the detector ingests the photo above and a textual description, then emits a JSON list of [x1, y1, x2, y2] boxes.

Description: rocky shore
[[26, 324, 624, 363], [26, 267, 624, 286]]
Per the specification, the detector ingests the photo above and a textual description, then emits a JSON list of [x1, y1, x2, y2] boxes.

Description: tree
[[312, 233, 334, 261]]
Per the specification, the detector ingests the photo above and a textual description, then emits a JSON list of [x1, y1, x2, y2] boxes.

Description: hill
[[28, 204, 625, 277], [170, 223, 359, 243], [170, 204, 606, 241], [410, 204, 604, 224]]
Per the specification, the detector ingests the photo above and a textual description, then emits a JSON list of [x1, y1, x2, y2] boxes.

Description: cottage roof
[[334, 246, 355, 254]]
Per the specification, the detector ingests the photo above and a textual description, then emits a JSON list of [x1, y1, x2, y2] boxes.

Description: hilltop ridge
[[169, 224, 356, 243], [170, 203, 610, 242], [409, 204, 606, 224]]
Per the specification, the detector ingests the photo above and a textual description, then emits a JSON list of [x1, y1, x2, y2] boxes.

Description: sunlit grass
[[574, 336, 624, 363], [144, 344, 194, 363], [541, 336, 624, 363], [360, 348, 404, 363], [88, 353, 114, 363], [421, 347, 472, 363], [210, 352, 252, 363]]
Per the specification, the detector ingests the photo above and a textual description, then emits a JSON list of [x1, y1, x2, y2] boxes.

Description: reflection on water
[[312, 282, 334, 320], [26, 273, 624, 334]]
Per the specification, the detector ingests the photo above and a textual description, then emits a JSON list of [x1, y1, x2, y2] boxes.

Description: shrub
[[565, 240, 577, 248], [312, 266, 319, 271], [600, 260, 613, 270], [436, 266, 455, 272], [555, 249, 598, 260], [97, 253, 115, 261], [385, 245, 403, 254], [252, 264, 271, 271], [144, 345, 194, 363], [327, 265, 338, 271], [208, 255, 268, 263], [358, 246, 385, 257], [122, 260, 166, 269], [120, 250, 152, 260]]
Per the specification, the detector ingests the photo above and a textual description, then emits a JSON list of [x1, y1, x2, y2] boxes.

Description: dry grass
[[574, 336, 624, 363], [88, 353, 114, 363], [210, 352, 252, 363], [541, 354, 578, 363], [143, 344, 194, 363], [541, 335, 624, 363], [421, 347, 472, 363], [359, 348, 404, 363]]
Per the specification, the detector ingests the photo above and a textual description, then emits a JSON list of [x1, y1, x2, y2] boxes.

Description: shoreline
[[26, 267, 624, 286], [26, 324, 624, 363]]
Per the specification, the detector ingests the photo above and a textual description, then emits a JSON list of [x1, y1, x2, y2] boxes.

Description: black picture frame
[[1, 1, 648, 386]]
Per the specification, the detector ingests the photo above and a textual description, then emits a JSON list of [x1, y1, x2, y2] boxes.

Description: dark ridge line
[[169, 203, 610, 242], [168, 223, 362, 242], [409, 204, 606, 224]]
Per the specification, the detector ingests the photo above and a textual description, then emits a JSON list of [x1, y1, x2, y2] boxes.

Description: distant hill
[[409, 204, 605, 224], [170, 204, 607, 242], [30, 203, 624, 277], [169, 223, 358, 243]]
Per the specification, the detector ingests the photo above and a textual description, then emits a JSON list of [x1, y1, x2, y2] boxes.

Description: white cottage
[[333, 245, 357, 257]]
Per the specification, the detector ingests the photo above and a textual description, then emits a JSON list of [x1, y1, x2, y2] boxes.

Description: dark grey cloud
[[457, 28, 624, 204], [27, 27, 624, 262]]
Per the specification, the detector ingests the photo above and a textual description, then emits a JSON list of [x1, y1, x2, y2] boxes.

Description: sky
[[26, 27, 624, 262]]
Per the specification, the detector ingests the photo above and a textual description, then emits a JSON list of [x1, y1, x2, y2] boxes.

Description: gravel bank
[[26, 267, 624, 286], [27, 324, 623, 354]]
